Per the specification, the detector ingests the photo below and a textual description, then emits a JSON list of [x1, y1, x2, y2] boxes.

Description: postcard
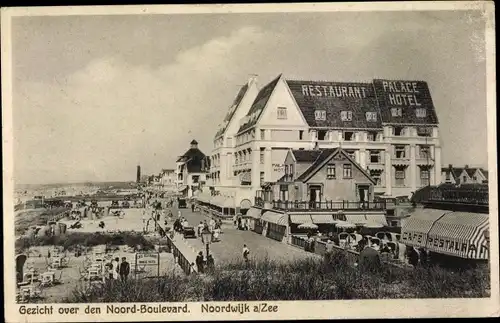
[[2, 2, 498, 322]]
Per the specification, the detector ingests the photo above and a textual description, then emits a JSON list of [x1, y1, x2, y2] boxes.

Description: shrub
[[66, 250, 490, 302]]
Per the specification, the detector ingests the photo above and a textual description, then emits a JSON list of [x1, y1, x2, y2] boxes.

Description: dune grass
[[65, 251, 490, 302]]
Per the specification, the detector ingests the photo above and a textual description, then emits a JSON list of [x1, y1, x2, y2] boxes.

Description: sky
[[11, 10, 488, 185]]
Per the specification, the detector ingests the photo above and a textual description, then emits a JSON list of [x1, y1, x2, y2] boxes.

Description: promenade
[[172, 206, 316, 264]]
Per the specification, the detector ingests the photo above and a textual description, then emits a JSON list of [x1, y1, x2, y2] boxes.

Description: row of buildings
[[150, 74, 488, 214]]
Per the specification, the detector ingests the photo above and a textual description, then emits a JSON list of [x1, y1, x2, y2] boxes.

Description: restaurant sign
[[401, 231, 489, 259]]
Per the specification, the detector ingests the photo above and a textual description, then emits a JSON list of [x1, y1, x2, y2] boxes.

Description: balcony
[[255, 198, 386, 211]]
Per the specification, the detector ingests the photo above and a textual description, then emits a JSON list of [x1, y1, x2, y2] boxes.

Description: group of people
[[234, 214, 249, 231], [195, 252, 215, 273], [104, 257, 130, 282]]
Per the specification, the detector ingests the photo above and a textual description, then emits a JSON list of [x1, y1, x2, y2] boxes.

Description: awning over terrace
[[261, 211, 288, 226], [177, 185, 187, 192], [246, 207, 262, 219], [289, 214, 313, 224], [310, 214, 336, 224], [400, 209, 454, 249], [426, 212, 489, 259]]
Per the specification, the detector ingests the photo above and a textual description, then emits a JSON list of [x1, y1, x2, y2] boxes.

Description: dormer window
[[394, 126, 404, 136], [317, 130, 327, 141], [341, 111, 353, 121], [314, 110, 326, 121], [366, 112, 377, 122], [416, 108, 427, 118], [417, 126, 432, 137], [367, 131, 378, 141], [391, 108, 402, 117], [343, 131, 354, 141]]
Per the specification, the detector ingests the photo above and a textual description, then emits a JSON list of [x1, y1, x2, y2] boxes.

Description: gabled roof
[[215, 84, 249, 138], [286, 80, 382, 129], [291, 149, 324, 163], [177, 147, 206, 162], [373, 79, 439, 125], [238, 75, 281, 133], [465, 168, 478, 178], [294, 148, 376, 184]]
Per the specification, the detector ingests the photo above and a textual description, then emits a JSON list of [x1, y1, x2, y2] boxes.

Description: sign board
[[136, 252, 159, 266]]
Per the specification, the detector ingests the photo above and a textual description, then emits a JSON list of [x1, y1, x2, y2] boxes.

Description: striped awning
[[427, 212, 489, 259], [400, 209, 451, 248], [290, 214, 313, 224], [247, 207, 262, 219], [344, 214, 367, 225], [262, 211, 287, 226], [310, 214, 336, 224], [177, 185, 187, 192], [365, 214, 388, 226]]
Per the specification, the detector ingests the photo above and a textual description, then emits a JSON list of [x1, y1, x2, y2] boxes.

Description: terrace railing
[[270, 200, 386, 211]]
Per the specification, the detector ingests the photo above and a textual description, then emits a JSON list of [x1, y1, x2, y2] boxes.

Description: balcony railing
[[255, 199, 386, 211]]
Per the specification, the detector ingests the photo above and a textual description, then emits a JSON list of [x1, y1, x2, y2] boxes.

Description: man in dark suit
[[119, 257, 130, 282], [358, 242, 382, 273]]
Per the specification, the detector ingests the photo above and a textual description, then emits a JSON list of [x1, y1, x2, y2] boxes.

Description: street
[[171, 206, 316, 264]]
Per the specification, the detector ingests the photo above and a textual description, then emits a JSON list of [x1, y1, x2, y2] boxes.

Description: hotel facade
[[208, 74, 442, 209]]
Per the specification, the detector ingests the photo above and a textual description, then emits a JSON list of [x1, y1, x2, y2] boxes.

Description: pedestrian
[[242, 244, 250, 263], [357, 242, 382, 273], [112, 257, 120, 280], [196, 251, 205, 273], [197, 221, 204, 236], [119, 257, 130, 282], [106, 262, 114, 281], [191, 203, 195, 212], [206, 254, 215, 272]]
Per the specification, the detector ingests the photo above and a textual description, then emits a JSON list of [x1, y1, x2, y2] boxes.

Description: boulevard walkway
[[172, 207, 316, 264]]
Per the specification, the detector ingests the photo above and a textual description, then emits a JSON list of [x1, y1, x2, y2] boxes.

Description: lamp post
[[201, 228, 212, 258]]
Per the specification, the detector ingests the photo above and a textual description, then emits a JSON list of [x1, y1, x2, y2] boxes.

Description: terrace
[[254, 196, 386, 212]]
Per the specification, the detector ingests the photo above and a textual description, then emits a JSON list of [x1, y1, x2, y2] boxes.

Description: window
[[463, 176, 467, 183], [299, 130, 304, 140], [289, 164, 294, 182], [391, 221, 398, 227], [417, 127, 432, 137], [394, 126, 404, 136], [370, 170, 382, 186], [285, 165, 289, 176], [341, 111, 353, 121], [416, 108, 427, 118], [366, 112, 377, 122], [327, 165, 336, 179], [192, 175, 200, 184], [370, 150, 380, 163], [473, 176, 477, 181], [445, 172, 451, 181], [260, 148, 264, 164], [314, 110, 326, 121], [277, 107, 287, 119], [367, 131, 378, 141], [395, 169, 406, 186], [420, 169, 430, 186], [260, 130, 265, 140], [419, 146, 430, 159], [343, 131, 354, 141], [343, 164, 352, 179], [391, 108, 402, 117], [395, 145, 406, 159], [260, 172, 265, 186], [317, 130, 327, 141]]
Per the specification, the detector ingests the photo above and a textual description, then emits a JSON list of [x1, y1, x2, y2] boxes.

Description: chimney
[[313, 142, 319, 151], [190, 140, 198, 149], [465, 164, 469, 169], [448, 164, 453, 170]]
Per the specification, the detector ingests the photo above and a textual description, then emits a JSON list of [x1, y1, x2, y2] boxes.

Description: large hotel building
[[207, 74, 441, 209]]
